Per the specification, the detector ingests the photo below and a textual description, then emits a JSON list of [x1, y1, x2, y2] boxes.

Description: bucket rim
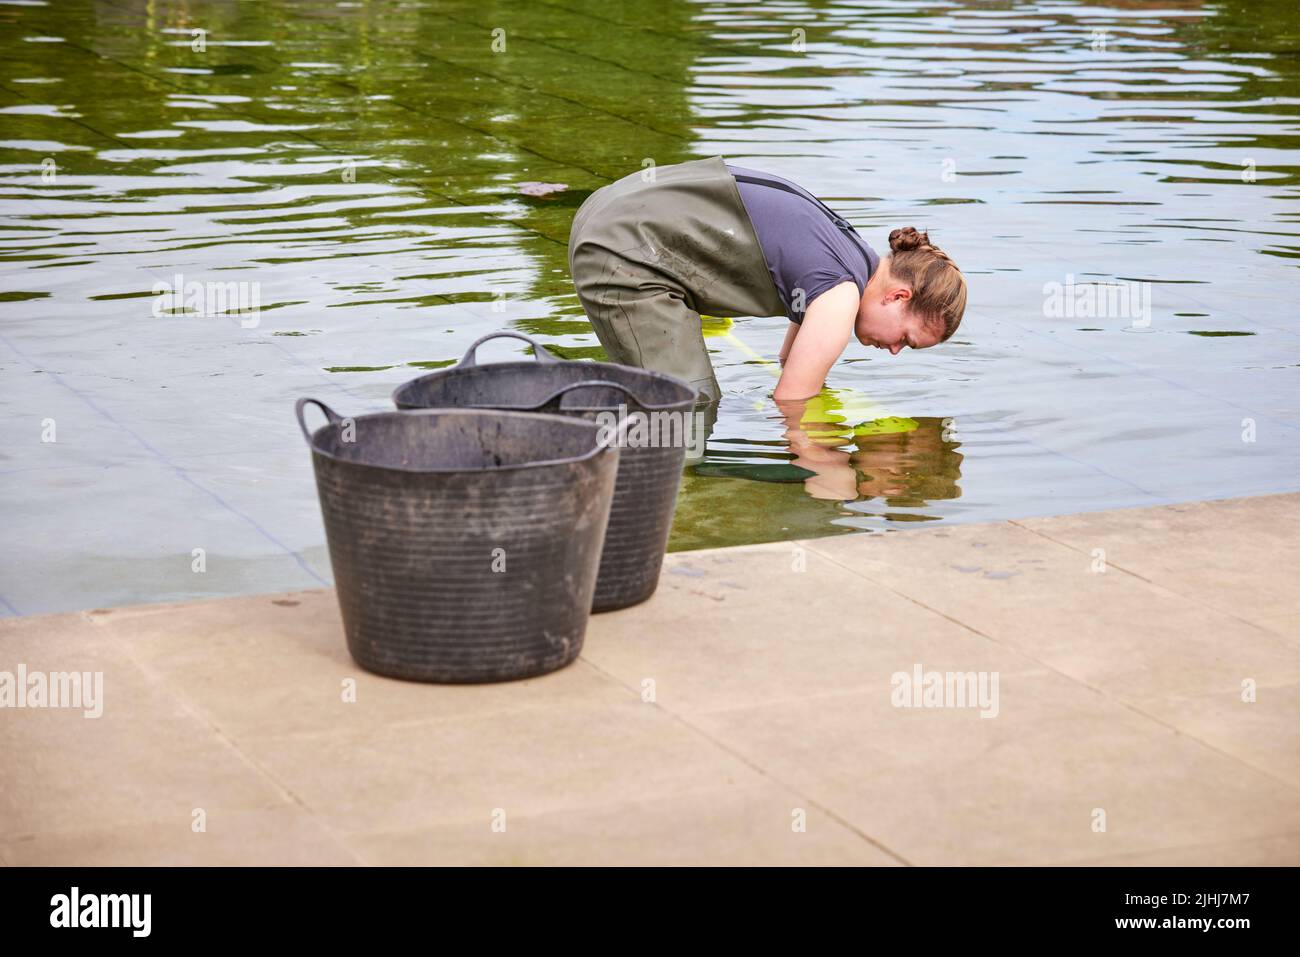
[[304, 406, 616, 476], [391, 360, 698, 412]]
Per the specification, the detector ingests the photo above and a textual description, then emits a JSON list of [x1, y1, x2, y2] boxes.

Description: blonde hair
[[887, 226, 966, 342]]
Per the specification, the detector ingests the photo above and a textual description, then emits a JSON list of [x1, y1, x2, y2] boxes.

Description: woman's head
[[855, 227, 966, 355]]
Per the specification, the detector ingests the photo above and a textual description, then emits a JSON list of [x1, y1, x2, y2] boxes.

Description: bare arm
[[773, 281, 858, 400], [778, 320, 799, 366]]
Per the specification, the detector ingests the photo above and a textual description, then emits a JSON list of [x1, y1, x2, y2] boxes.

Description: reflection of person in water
[[776, 407, 965, 506]]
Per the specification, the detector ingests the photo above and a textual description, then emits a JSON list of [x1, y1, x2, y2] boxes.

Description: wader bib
[[568, 156, 785, 405]]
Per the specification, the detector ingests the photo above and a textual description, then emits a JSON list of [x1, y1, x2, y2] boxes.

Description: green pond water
[[1, 0, 1298, 614]]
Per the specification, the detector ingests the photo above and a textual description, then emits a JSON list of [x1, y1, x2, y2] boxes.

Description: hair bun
[[889, 226, 931, 253]]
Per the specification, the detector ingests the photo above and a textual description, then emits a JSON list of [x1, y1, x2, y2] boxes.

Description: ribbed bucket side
[[311, 444, 617, 683]]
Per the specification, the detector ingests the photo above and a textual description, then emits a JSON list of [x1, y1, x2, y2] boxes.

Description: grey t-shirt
[[728, 164, 879, 324]]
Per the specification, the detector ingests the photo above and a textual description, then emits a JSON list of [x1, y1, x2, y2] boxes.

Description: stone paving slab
[[1, 492, 1298, 866]]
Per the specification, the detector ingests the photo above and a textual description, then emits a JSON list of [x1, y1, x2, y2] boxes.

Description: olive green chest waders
[[567, 156, 785, 406]]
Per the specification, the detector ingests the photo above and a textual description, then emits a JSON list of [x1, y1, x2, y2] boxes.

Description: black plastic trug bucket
[[296, 398, 621, 683], [392, 331, 698, 612]]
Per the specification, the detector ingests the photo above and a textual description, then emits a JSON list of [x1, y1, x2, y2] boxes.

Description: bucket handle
[[295, 397, 344, 443], [526, 378, 670, 413], [459, 330, 559, 368]]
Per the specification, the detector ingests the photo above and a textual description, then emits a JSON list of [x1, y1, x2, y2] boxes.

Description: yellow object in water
[[711, 321, 919, 439], [700, 315, 735, 338], [849, 415, 919, 437], [800, 388, 918, 441]]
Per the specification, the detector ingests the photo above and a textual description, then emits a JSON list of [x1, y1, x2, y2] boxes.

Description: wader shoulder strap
[[731, 173, 875, 277]]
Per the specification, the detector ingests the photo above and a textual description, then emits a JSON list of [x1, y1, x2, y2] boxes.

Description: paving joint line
[[0, 330, 330, 588], [576, 654, 915, 866], [98, 619, 367, 865], [1007, 513, 1300, 643], [800, 534, 1300, 797]]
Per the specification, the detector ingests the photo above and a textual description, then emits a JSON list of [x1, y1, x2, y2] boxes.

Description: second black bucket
[[392, 331, 697, 612]]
